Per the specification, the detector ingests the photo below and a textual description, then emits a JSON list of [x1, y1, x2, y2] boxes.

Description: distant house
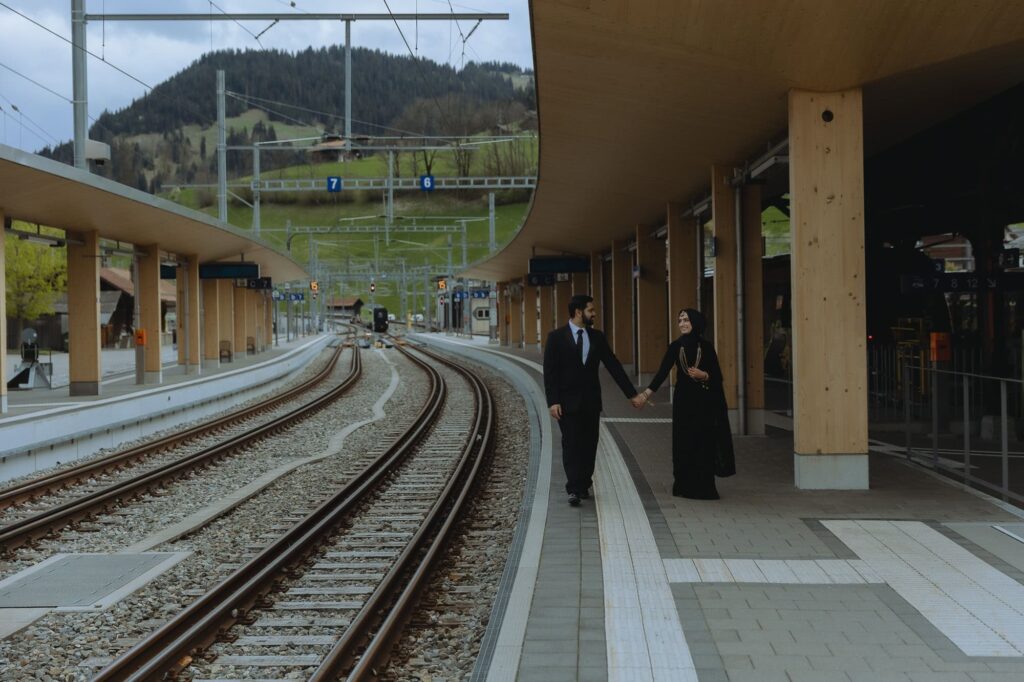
[[328, 296, 364, 318], [99, 268, 177, 347], [307, 134, 372, 163]]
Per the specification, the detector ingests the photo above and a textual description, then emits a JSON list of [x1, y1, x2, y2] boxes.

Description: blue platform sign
[[419, 175, 435, 192], [288, 292, 306, 301], [326, 176, 343, 192], [471, 290, 489, 299]]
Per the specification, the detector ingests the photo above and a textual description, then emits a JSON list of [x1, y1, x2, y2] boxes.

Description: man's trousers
[[558, 409, 601, 495]]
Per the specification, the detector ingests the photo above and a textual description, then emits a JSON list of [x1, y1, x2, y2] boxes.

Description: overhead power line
[[0, 1, 152, 90]]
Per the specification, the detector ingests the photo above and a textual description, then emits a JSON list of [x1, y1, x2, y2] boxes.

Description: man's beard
[[583, 316, 595, 328]]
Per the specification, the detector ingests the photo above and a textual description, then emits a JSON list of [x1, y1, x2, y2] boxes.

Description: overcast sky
[[0, 0, 533, 153]]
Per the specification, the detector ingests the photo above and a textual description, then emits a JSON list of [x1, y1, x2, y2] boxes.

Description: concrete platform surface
[[417, 334, 1024, 682]]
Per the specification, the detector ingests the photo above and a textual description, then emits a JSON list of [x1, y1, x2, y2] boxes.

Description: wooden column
[[589, 252, 604, 331], [233, 285, 248, 359], [176, 258, 201, 371], [635, 224, 667, 376], [538, 285, 554, 348], [554, 279, 571, 326], [67, 230, 101, 395], [0, 212, 6, 411], [789, 88, 868, 489], [264, 292, 273, 348], [570, 272, 587, 296], [668, 205, 699, 320], [610, 239, 633, 361], [201, 278, 219, 368], [217, 279, 234, 362], [712, 165, 739, 427], [498, 283, 510, 345], [246, 289, 258, 354], [509, 282, 524, 346], [523, 282, 539, 345], [138, 244, 163, 383], [743, 184, 766, 435]]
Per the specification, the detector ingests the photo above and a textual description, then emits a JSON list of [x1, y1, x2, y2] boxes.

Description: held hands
[[631, 389, 653, 409], [549, 404, 563, 420]]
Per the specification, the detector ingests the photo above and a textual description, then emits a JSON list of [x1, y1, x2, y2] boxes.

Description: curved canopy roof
[[0, 144, 307, 282], [465, 0, 1024, 281]]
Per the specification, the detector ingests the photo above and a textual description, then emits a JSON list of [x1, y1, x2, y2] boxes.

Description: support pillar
[[610, 239, 633, 361], [711, 165, 739, 429], [789, 88, 868, 489], [218, 280, 234, 362], [202, 278, 219, 368], [176, 257, 201, 372], [538, 285, 554, 348], [0, 212, 6, 412], [570, 272, 587, 296], [590, 252, 604, 331], [233, 284, 248, 360], [509, 282, 523, 347], [498, 283, 510, 346], [743, 184, 766, 435], [636, 223, 667, 377], [138, 244, 163, 383], [523, 281, 539, 345], [67, 230, 101, 395], [246, 289, 258, 354], [554, 279, 571, 327], [264, 292, 273, 348]]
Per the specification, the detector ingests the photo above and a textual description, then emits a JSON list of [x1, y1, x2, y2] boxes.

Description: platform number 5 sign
[[327, 176, 342, 192], [419, 175, 435, 192]]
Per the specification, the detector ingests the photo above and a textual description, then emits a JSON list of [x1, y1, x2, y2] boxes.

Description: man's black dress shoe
[[568, 492, 581, 506]]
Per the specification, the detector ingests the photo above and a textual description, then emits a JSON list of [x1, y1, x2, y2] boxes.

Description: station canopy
[[465, 0, 1024, 281], [0, 144, 307, 282]]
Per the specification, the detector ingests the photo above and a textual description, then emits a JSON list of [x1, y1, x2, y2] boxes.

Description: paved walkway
[[418, 334, 1024, 682]]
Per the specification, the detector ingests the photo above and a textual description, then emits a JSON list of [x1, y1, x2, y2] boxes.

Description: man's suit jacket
[[543, 324, 637, 414]]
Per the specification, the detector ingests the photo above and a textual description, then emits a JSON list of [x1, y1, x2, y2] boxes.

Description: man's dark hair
[[568, 294, 593, 319]]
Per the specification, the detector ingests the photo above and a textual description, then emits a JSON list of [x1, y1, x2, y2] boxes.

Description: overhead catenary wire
[[0, 1, 152, 91], [226, 91, 431, 138]]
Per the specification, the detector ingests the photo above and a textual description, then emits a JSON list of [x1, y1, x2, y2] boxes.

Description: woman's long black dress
[[647, 336, 731, 499]]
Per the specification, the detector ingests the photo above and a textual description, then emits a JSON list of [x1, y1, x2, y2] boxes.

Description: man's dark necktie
[[576, 328, 584, 365]]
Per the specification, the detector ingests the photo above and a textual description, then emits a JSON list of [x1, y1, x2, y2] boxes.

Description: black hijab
[[679, 308, 706, 356]]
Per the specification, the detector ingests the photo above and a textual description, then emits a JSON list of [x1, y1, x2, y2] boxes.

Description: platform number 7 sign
[[326, 176, 342, 192]]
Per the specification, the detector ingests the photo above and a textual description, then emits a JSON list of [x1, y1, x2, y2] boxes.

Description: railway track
[[94, 343, 494, 681], [0, 343, 362, 554]]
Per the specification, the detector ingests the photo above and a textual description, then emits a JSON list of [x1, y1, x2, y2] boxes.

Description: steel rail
[[0, 346, 344, 511], [94, 344, 445, 681], [0, 346, 361, 554], [312, 343, 495, 680]]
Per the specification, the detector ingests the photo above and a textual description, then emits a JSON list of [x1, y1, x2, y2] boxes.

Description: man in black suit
[[544, 294, 638, 506]]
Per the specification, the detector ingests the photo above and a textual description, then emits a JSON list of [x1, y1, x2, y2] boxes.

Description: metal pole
[[274, 295, 279, 347], [904, 364, 912, 460], [931, 361, 939, 469], [252, 146, 261, 235], [734, 177, 746, 436], [488, 192, 496, 252], [217, 70, 228, 222], [1001, 380, 1009, 501], [447, 235, 453, 335], [963, 376, 970, 485], [71, 0, 88, 170], [386, 150, 394, 245], [461, 221, 468, 269], [345, 20, 352, 153]]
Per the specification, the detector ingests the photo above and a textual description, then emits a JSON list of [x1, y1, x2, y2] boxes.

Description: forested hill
[[38, 47, 534, 187], [91, 47, 533, 137]]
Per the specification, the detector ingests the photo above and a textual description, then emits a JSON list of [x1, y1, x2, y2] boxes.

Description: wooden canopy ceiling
[[465, 0, 1024, 281], [0, 144, 307, 282]]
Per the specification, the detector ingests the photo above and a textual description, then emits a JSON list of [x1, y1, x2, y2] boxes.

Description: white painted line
[[994, 525, 1024, 546], [823, 520, 1022, 656], [786, 559, 832, 584], [815, 559, 864, 584], [754, 560, 798, 583], [693, 559, 733, 582], [662, 559, 700, 583], [724, 559, 767, 583], [595, 422, 695, 681]]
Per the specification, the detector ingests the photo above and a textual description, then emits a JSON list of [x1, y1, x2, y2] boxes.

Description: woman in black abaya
[[633, 308, 735, 499]]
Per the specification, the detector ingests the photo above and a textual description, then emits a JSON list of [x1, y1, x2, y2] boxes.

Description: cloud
[[2, 0, 533, 152]]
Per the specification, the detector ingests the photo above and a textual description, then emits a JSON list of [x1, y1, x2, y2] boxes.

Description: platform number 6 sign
[[419, 175, 435, 192]]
